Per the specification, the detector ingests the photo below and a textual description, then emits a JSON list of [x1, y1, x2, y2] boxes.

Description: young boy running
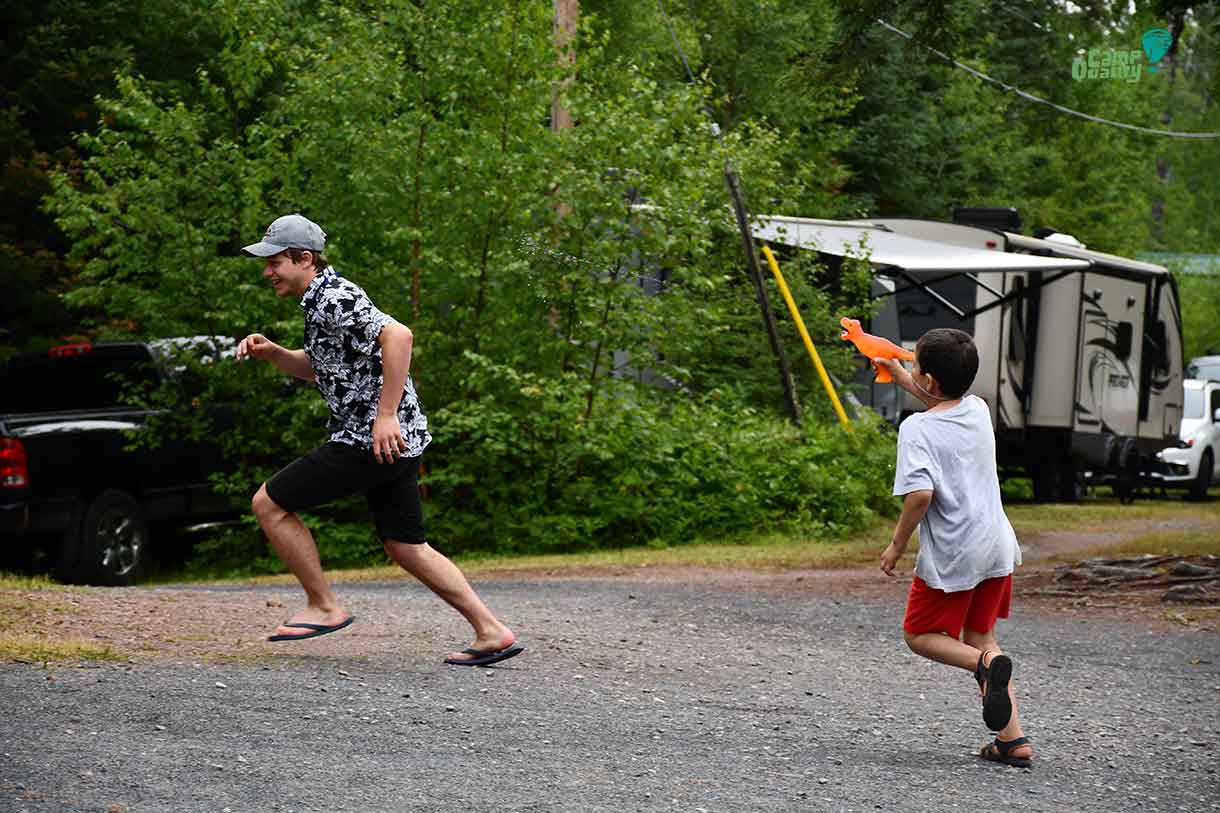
[[874, 328, 1033, 768]]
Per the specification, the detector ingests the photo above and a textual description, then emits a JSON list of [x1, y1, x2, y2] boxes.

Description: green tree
[[47, 0, 887, 562], [0, 0, 219, 356]]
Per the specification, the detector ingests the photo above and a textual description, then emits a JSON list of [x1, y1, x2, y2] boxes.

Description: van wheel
[[68, 490, 149, 586], [1188, 450, 1213, 501]]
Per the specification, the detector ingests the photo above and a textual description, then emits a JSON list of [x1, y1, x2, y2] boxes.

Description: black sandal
[[975, 650, 1013, 731], [979, 736, 1033, 768]]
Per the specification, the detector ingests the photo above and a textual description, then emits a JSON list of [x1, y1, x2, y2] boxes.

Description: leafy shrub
[[425, 352, 897, 555]]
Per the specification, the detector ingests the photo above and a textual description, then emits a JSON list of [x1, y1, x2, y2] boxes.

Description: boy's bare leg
[[384, 540, 515, 660], [253, 484, 347, 635], [962, 630, 1030, 751], [906, 630, 1031, 755], [903, 630, 979, 671]]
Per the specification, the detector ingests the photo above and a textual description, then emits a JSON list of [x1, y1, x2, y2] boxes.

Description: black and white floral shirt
[[300, 267, 431, 455]]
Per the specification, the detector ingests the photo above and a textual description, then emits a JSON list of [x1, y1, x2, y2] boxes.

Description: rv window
[[1114, 321, 1133, 361], [1146, 319, 1170, 371], [895, 274, 977, 342], [1007, 278, 1026, 362]]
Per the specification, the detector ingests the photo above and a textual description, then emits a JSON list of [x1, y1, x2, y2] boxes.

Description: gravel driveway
[[1, 569, 1218, 812]]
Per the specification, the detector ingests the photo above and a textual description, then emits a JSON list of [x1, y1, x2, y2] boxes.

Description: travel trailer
[[752, 214, 1184, 502]]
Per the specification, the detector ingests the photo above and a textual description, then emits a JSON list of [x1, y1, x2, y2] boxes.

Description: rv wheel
[[1029, 462, 1059, 503], [1058, 463, 1086, 502], [1111, 439, 1141, 504]]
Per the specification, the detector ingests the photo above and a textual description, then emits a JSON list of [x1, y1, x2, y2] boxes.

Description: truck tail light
[[49, 342, 92, 358], [0, 438, 29, 488]]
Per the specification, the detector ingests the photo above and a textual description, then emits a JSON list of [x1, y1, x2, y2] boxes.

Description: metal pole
[[761, 245, 852, 430], [725, 165, 801, 424]]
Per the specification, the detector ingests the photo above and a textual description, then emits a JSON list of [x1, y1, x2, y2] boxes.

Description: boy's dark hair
[[287, 247, 329, 272], [916, 328, 978, 398]]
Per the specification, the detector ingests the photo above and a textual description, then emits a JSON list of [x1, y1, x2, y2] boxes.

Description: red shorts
[[902, 574, 1012, 638]]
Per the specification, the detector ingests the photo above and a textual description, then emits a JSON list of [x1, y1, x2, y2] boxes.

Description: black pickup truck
[[0, 337, 239, 585]]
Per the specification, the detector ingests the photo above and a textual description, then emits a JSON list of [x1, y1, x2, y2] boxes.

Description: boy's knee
[[385, 538, 431, 560], [251, 485, 282, 519], [963, 628, 998, 650], [902, 631, 921, 651]]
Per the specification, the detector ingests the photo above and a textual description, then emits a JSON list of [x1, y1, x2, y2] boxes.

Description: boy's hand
[[880, 541, 905, 576], [236, 333, 276, 362], [372, 414, 406, 464], [873, 357, 912, 390]]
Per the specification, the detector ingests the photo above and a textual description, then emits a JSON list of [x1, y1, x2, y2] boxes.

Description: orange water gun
[[839, 317, 914, 383]]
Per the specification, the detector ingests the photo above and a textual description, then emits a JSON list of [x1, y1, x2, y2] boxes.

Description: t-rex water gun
[[839, 317, 914, 383]]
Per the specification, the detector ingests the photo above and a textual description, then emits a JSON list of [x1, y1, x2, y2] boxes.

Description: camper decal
[[1075, 307, 1137, 426], [998, 290, 1029, 429]]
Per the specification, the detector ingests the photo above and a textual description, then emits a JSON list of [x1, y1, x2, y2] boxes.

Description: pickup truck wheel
[[1188, 450, 1213, 502], [72, 490, 149, 586]]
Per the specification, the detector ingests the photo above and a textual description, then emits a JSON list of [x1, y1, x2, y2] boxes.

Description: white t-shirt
[[892, 395, 1021, 592]]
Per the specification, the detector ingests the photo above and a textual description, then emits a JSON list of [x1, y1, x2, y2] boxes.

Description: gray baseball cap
[[241, 214, 327, 257]]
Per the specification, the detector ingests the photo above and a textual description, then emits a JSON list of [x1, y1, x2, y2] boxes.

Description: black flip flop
[[268, 616, 355, 642], [444, 642, 526, 667], [979, 736, 1033, 768], [981, 653, 1013, 731]]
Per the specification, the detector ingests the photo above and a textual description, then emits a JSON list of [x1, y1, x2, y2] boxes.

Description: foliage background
[[3, 0, 1219, 570]]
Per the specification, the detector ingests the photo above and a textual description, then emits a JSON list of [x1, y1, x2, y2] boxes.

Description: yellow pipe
[[761, 245, 852, 430]]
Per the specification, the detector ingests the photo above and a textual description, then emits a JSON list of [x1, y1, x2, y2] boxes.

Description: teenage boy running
[[237, 213, 523, 667]]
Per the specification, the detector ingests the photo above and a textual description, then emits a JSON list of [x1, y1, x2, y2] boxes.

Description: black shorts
[[264, 442, 427, 544]]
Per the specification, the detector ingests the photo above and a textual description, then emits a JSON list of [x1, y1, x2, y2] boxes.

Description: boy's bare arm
[[371, 320, 413, 464], [873, 357, 938, 409], [236, 333, 315, 381], [882, 489, 933, 575]]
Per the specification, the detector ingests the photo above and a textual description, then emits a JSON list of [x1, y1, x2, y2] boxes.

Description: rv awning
[[753, 216, 1090, 275], [1004, 233, 1168, 277]]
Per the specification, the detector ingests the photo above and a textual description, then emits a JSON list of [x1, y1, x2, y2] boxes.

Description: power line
[[654, 0, 722, 136], [990, 2, 1056, 36], [876, 18, 1220, 139], [655, 0, 697, 85]]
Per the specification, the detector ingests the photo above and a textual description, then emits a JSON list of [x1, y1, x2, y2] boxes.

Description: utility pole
[[725, 166, 802, 424], [552, 0, 577, 133]]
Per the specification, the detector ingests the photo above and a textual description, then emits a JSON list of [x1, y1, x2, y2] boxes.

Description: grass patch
[[209, 519, 895, 584], [0, 634, 123, 664], [1006, 497, 1220, 534], [0, 572, 71, 591], [454, 528, 887, 575], [1046, 529, 1220, 564]]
